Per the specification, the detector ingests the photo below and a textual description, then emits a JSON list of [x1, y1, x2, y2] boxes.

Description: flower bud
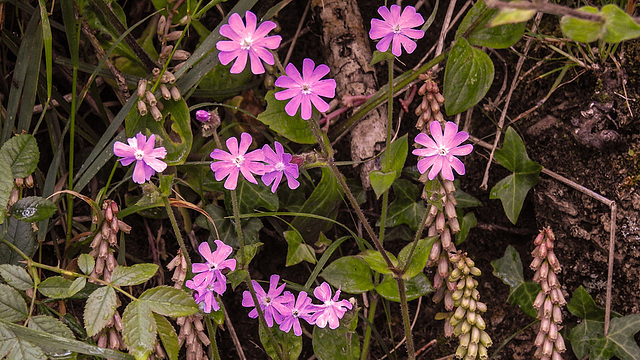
[[547, 251, 561, 273], [548, 271, 559, 288], [159, 45, 173, 62], [480, 330, 492, 347], [166, 31, 183, 42], [435, 92, 445, 104], [450, 267, 462, 281], [438, 256, 449, 278], [173, 50, 191, 60], [150, 105, 163, 122], [14, 177, 23, 187], [444, 318, 454, 337], [447, 279, 458, 291], [470, 267, 481, 277], [161, 71, 176, 84], [455, 344, 467, 358], [478, 344, 488, 359], [539, 243, 548, 258], [475, 315, 486, 330], [552, 305, 563, 324], [449, 217, 460, 233], [95, 256, 105, 275], [160, 84, 172, 100], [433, 272, 444, 289], [441, 228, 452, 250], [471, 289, 480, 300], [467, 342, 478, 358], [170, 86, 182, 101], [436, 212, 445, 233], [461, 320, 471, 334], [468, 299, 477, 312], [429, 241, 441, 262], [97, 333, 108, 348], [533, 291, 546, 309], [25, 175, 34, 188], [444, 291, 454, 310], [540, 317, 551, 334], [471, 326, 480, 344], [444, 201, 457, 219], [534, 328, 546, 346], [530, 256, 543, 271], [459, 331, 471, 348], [555, 334, 566, 352], [542, 338, 553, 356], [534, 232, 545, 246], [467, 310, 476, 325], [543, 298, 553, 317], [145, 91, 157, 107], [548, 322, 558, 340], [452, 289, 464, 301], [8, 188, 18, 206], [541, 279, 550, 293], [476, 301, 487, 313], [454, 306, 466, 320], [157, 16, 167, 36]]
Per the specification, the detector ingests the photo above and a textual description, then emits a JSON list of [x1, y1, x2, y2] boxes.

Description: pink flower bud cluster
[[444, 253, 492, 360], [531, 228, 566, 360], [177, 314, 211, 360]]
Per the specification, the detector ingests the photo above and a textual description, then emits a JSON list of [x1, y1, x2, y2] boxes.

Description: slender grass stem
[[163, 197, 192, 274], [360, 295, 379, 360], [378, 56, 395, 243]]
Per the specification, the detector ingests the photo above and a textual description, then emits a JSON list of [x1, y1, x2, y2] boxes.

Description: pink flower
[[113, 133, 167, 184], [413, 121, 473, 181], [279, 291, 318, 336], [369, 5, 425, 57], [311, 282, 353, 329], [195, 110, 211, 122], [242, 274, 293, 327], [216, 11, 282, 74], [189, 241, 236, 295], [274, 58, 336, 120], [210, 132, 266, 190], [187, 280, 221, 313], [261, 141, 300, 193]]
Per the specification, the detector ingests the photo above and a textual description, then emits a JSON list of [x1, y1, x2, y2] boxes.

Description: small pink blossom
[[311, 282, 353, 329], [274, 58, 336, 120], [413, 121, 473, 181], [189, 241, 236, 295], [369, 5, 425, 57], [195, 110, 211, 122], [262, 141, 300, 193], [113, 133, 167, 184], [279, 291, 318, 336], [210, 132, 265, 190], [216, 11, 282, 74], [242, 274, 293, 327], [188, 280, 221, 313]]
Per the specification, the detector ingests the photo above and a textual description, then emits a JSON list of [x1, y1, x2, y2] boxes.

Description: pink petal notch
[[369, 5, 425, 57], [413, 121, 473, 181], [113, 132, 167, 184], [210, 132, 266, 190]]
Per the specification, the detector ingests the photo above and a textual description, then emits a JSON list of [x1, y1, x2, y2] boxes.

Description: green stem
[[397, 278, 415, 359], [66, 62, 78, 244], [163, 197, 192, 274], [360, 295, 379, 360], [204, 315, 221, 360], [378, 57, 395, 243], [401, 194, 432, 274]]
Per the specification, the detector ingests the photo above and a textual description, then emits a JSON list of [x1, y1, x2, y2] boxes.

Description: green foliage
[[225, 178, 278, 214], [257, 91, 315, 144], [38, 276, 86, 299], [0, 284, 28, 323], [321, 256, 374, 294], [196, 204, 262, 247], [122, 300, 156, 360], [456, 0, 525, 48], [0, 158, 13, 225], [375, 273, 433, 302], [490, 6, 535, 26], [398, 237, 436, 280], [444, 38, 495, 116], [0, 134, 40, 178], [313, 309, 360, 360], [568, 286, 608, 321], [138, 286, 199, 317], [490, 127, 542, 224], [259, 322, 303, 360], [561, 5, 640, 44], [570, 314, 640, 360], [84, 286, 119, 337], [491, 245, 540, 317], [0, 217, 38, 266], [379, 179, 426, 231], [369, 135, 408, 199], [154, 314, 179, 360], [111, 264, 159, 286], [284, 230, 316, 266], [358, 250, 398, 276], [560, 7, 602, 43], [9, 197, 57, 223], [0, 264, 33, 291], [77, 254, 95, 275]]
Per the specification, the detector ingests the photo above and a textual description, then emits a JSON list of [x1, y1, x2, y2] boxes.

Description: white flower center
[[233, 155, 245, 167], [292, 309, 299, 318], [240, 36, 253, 50], [393, 24, 402, 33], [301, 84, 311, 95], [134, 149, 145, 160], [264, 296, 272, 305], [437, 145, 449, 156], [274, 162, 285, 171]]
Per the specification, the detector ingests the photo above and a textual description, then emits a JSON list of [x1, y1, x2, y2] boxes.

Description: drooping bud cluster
[[531, 228, 566, 360], [177, 315, 211, 360], [167, 250, 188, 289], [415, 72, 445, 131], [444, 253, 491, 360]]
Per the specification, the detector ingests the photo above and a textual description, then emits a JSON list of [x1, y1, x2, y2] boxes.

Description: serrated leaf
[[122, 300, 156, 360], [9, 197, 57, 222], [398, 237, 436, 280], [357, 250, 398, 275], [320, 256, 374, 294], [0, 284, 28, 322], [312, 309, 359, 360], [38, 276, 84, 299], [507, 281, 541, 318], [284, 230, 316, 266], [138, 286, 198, 317], [0, 217, 37, 265], [602, 4, 640, 43], [225, 178, 278, 214], [490, 6, 535, 26], [456, 0, 525, 48], [490, 127, 541, 224], [375, 273, 433, 302], [259, 321, 302, 360], [560, 6, 603, 43], [257, 90, 315, 144], [110, 264, 158, 286], [0, 264, 33, 290], [568, 286, 607, 321], [77, 254, 95, 275], [0, 325, 46, 360], [444, 37, 495, 116], [0, 134, 39, 178], [491, 245, 524, 289], [369, 171, 396, 199], [379, 179, 426, 231], [84, 286, 119, 337], [0, 158, 13, 224], [153, 314, 179, 360]]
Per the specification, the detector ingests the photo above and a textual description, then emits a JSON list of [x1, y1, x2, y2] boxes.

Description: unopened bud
[[441, 229, 452, 250], [467, 342, 478, 358], [467, 310, 476, 325], [159, 45, 173, 62], [157, 16, 167, 37], [161, 71, 176, 84], [476, 301, 487, 313], [137, 79, 148, 98], [435, 92, 445, 104], [534, 328, 546, 347], [429, 241, 441, 262], [533, 291, 546, 309], [25, 175, 34, 188], [460, 331, 471, 348], [480, 330, 492, 347], [145, 91, 157, 106], [449, 217, 460, 233], [555, 334, 566, 352], [160, 84, 171, 100], [15, 177, 23, 187], [438, 256, 449, 278], [137, 100, 148, 116], [166, 31, 183, 42], [548, 322, 558, 340], [534, 231, 545, 246], [444, 291, 454, 310], [444, 318, 454, 337], [552, 305, 563, 324], [436, 212, 445, 233], [170, 86, 182, 101], [150, 105, 163, 122], [8, 188, 18, 206], [542, 338, 553, 356], [475, 314, 486, 330], [173, 50, 191, 61], [461, 319, 472, 334], [547, 251, 561, 273]]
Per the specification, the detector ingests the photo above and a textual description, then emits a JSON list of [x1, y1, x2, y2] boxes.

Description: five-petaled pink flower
[[311, 282, 353, 329], [217, 11, 282, 74], [274, 58, 336, 120], [242, 274, 293, 327], [190, 241, 236, 296], [413, 121, 473, 181], [113, 133, 167, 184], [279, 291, 318, 336], [210, 132, 266, 190], [262, 141, 300, 193], [369, 5, 425, 57]]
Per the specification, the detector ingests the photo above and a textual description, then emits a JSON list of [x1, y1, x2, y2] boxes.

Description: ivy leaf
[[122, 300, 156, 360], [257, 90, 315, 144], [455, 210, 477, 244], [0, 217, 37, 265], [444, 37, 495, 116], [507, 282, 541, 318], [490, 127, 542, 224], [0, 264, 33, 290], [259, 322, 303, 360], [0, 134, 40, 178], [9, 196, 57, 222], [601, 4, 640, 43], [456, 0, 525, 49], [491, 245, 540, 317], [138, 286, 198, 317], [284, 230, 316, 266], [312, 309, 360, 360], [320, 256, 374, 294], [375, 273, 433, 302], [570, 319, 604, 359], [0, 284, 28, 322], [560, 6, 603, 43], [575, 315, 640, 360], [369, 171, 397, 199], [110, 264, 158, 286], [379, 179, 426, 231], [568, 286, 607, 321], [84, 286, 119, 337]]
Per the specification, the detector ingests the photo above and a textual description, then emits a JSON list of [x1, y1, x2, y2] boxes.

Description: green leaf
[[370, 50, 395, 66], [357, 250, 398, 275], [257, 91, 315, 144], [398, 237, 436, 280], [28, 315, 73, 338], [568, 286, 607, 321], [238, 242, 263, 267], [38, 276, 85, 299], [602, 4, 640, 43], [196, 204, 262, 248], [595, 314, 640, 360], [320, 256, 374, 294], [560, 6, 603, 43], [291, 168, 343, 243], [84, 286, 119, 337], [226, 178, 278, 214], [444, 37, 495, 116], [375, 273, 433, 302], [0, 134, 40, 178], [455, 211, 477, 244], [0, 217, 37, 265], [369, 171, 397, 199], [570, 319, 604, 359], [284, 230, 317, 266], [122, 300, 156, 360], [138, 286, 198, 317], [312, 309, 360, 360], [490, 6, 535, 26], [0, 158, 13, 225], [491, 245, 524, 289], [77, 254, 95, 275], [507, 281, 541, 318], [153, 314, 179, 360], [126, 99, 193, 166], [0, 284, 28, 322], [0, 323, 46, 360], [110, 264, 158, 286], [9, 197, 57, 222], [379, 179, 426, 231], [199, 63, 253, 101], [490, 128, 542, 224], [0, 264, 33, 290], [259, 322, 302, 360], [456, 0, 525, 48], [453, 187, 483, 208], [381, 135, 408, 175]]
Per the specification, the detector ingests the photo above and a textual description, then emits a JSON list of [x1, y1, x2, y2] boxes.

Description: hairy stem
[[398, 278, 416, 359]]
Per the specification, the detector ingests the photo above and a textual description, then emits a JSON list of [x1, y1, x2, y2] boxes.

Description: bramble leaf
[[9, 196, 57, 222], [110, 264, 158, 286], [122, 300, 156, 360], [154, 313, 179, 360], [138, 286, 198, 317], [78, 254, 95, 275], [0, 217, 37, 265], [0, 284, 28, 322], [0, 264, 33, 290], [0, 134, 40, 178], [38, 276, 85, 299], [84, 286, 119, 337]]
